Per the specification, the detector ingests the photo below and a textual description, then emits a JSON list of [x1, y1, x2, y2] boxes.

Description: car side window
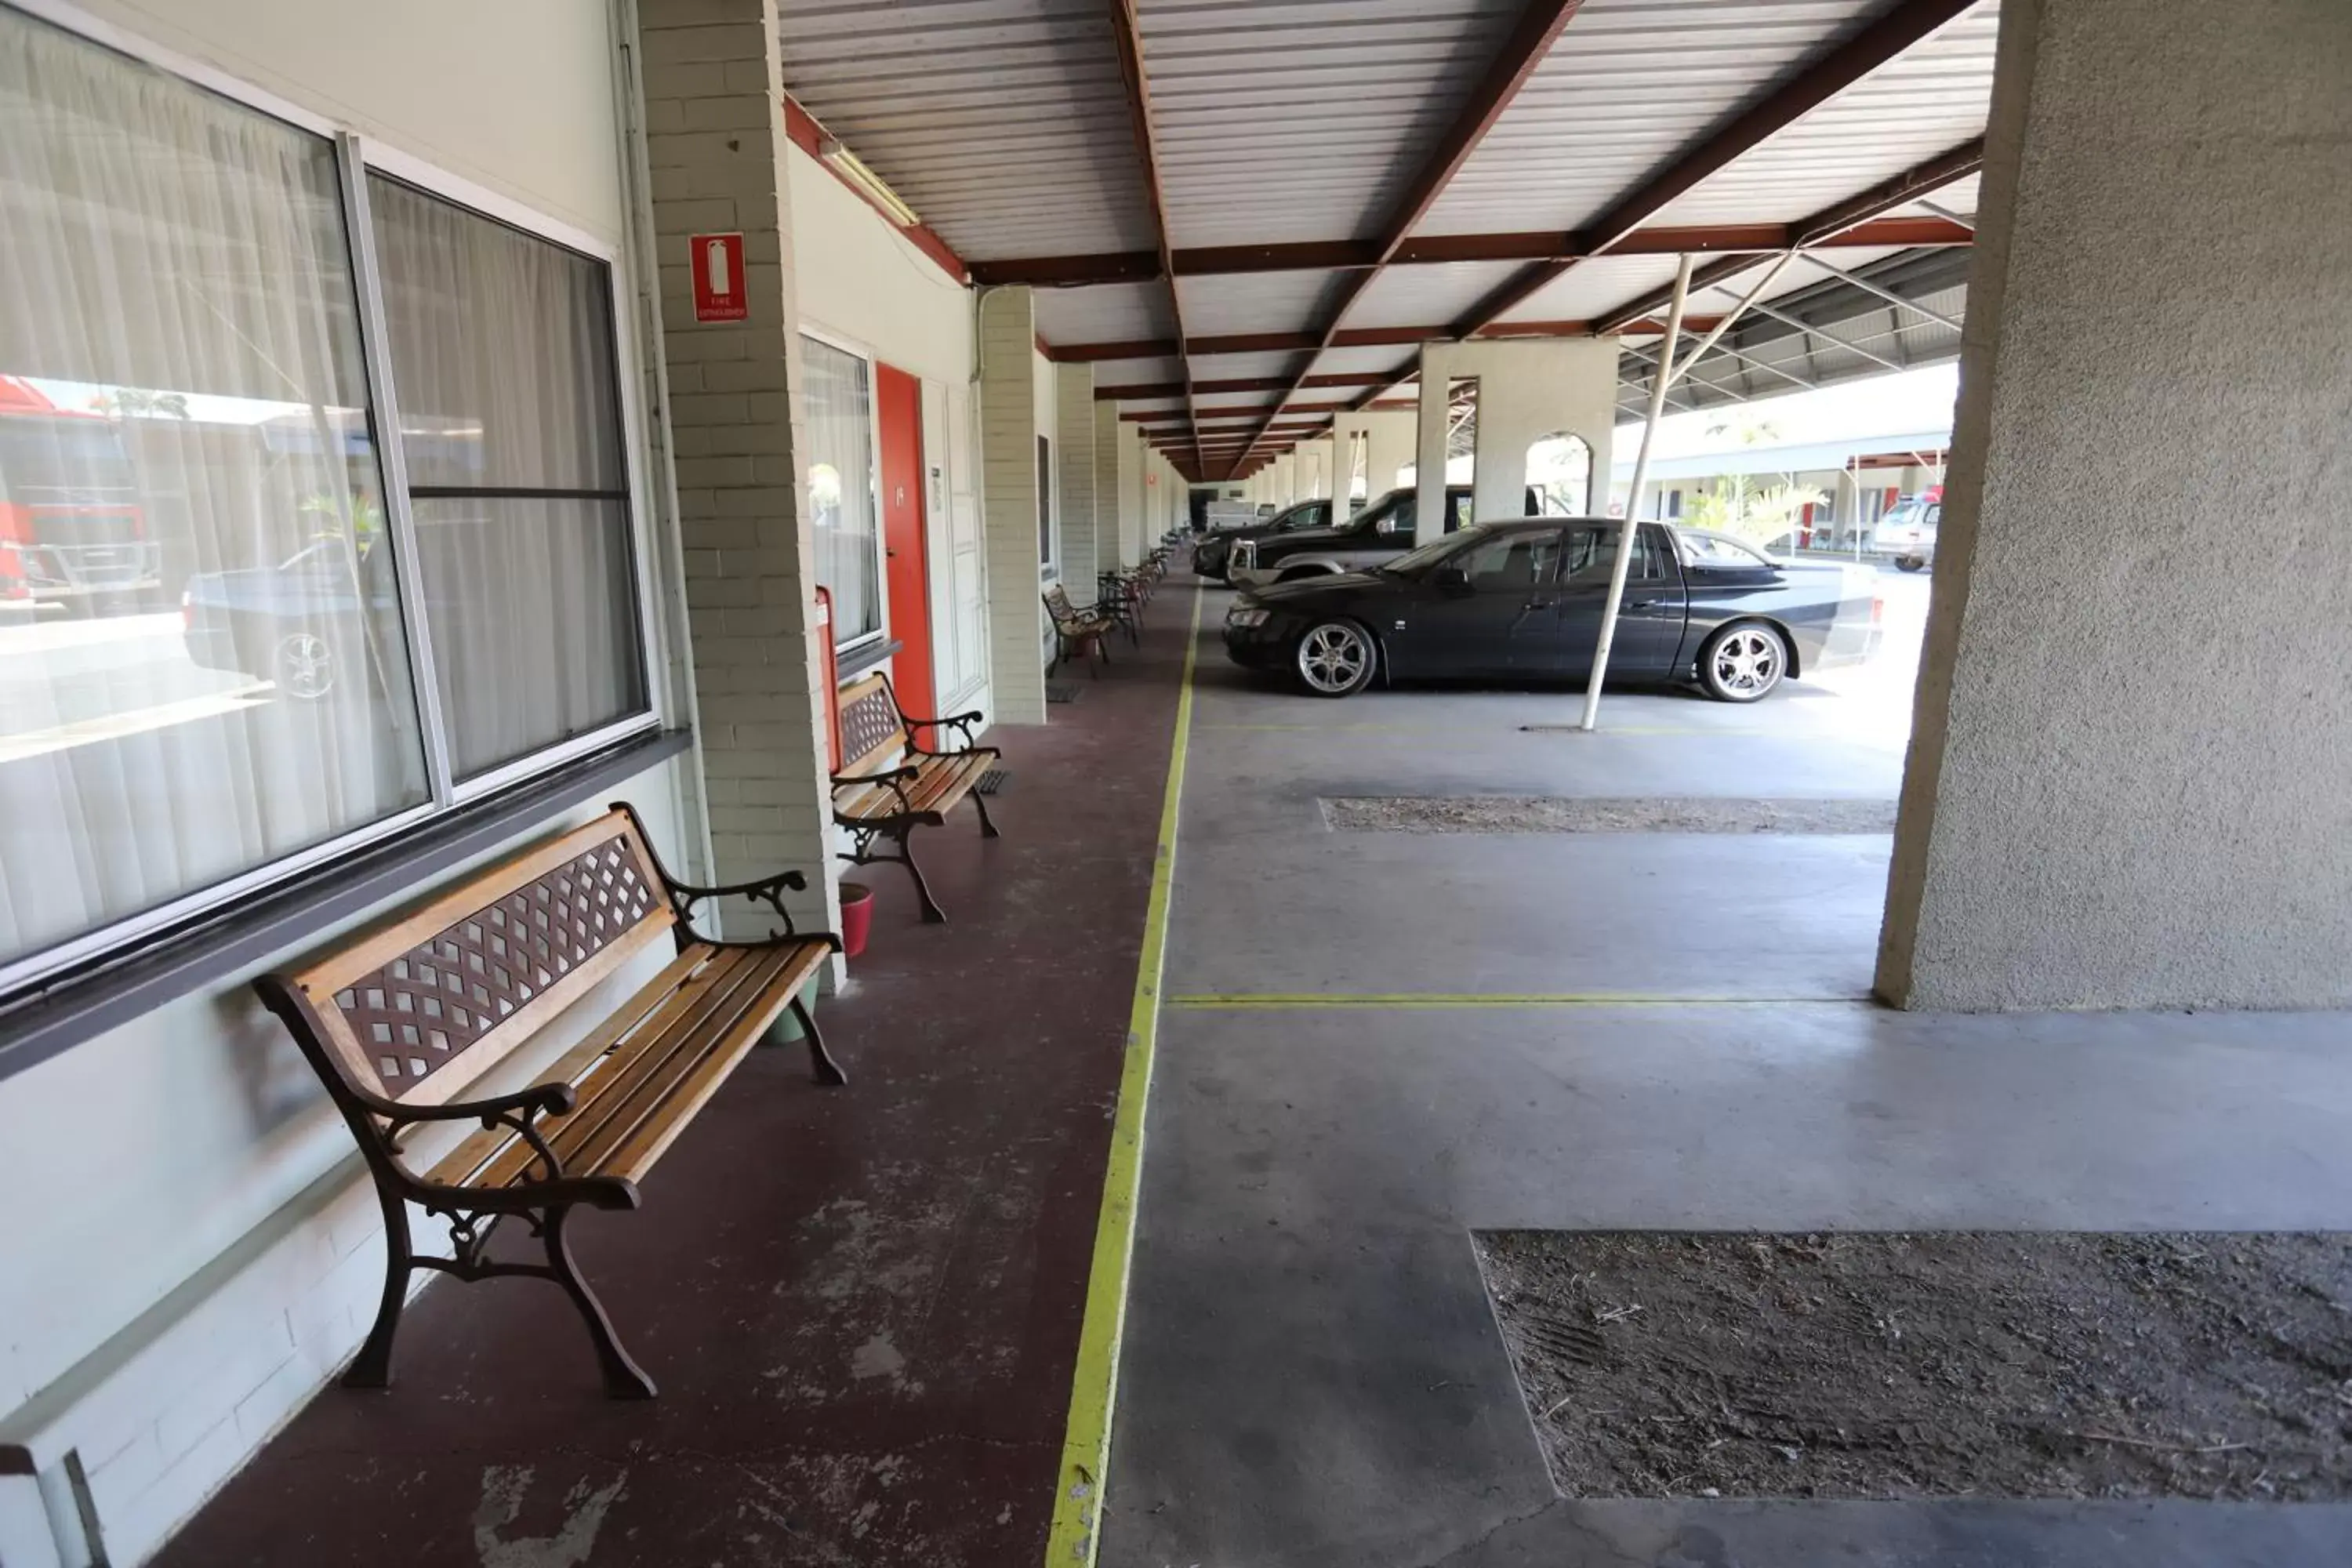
[[1562, 526, 1666, 585], [1453, 530, 1565, 593], [1375, 496, 1417, 538]]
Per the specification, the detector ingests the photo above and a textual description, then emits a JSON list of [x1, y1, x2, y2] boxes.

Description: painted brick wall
[[637, 0, 839, 940], [1092, 401, 1122, 571], [978, 288, 1047, 723], [1054, 363, 1097, 595]]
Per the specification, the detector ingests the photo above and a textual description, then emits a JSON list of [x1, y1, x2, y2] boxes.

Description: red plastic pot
[[838, 881, 875, 959]]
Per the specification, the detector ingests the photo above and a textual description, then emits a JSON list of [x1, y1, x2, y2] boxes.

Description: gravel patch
[[1477, 1229, 2352, 1501]]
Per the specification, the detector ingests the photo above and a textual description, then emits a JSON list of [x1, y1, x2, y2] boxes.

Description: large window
[[0, 5, 651, 985], [800, 334, 880, 648]]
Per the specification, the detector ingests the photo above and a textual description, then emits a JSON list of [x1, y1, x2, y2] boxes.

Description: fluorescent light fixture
[[818, 136, 920, 228]]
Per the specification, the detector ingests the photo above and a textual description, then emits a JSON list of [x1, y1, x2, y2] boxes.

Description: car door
[[1390, 528, 1566, 677], [1523, 522, 1686, 678]]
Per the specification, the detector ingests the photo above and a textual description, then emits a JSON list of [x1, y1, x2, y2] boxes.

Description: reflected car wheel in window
[[273, 630, 336, 701]]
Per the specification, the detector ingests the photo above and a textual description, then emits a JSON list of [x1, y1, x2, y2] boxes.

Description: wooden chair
[[1044, 583, 1116, 675]]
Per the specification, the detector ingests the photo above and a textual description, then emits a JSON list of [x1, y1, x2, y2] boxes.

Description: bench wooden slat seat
[[256, 802, 842, 1399], [830, 673, 1000, 924]]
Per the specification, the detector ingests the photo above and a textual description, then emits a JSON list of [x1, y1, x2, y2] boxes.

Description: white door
[[924, 378, 989, 715]]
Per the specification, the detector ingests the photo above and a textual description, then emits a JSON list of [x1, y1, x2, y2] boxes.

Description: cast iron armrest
[[392, 1081, 578, 1123], [662, 866, 824, 944], [892, 699, 984, 753]]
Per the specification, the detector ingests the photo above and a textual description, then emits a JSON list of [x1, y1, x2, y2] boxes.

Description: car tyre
[[1895, 556, 1926, 572], [1294, 619, 1377, 699], [273, 629, 336, 700], [1697, 621, 1788, 703]]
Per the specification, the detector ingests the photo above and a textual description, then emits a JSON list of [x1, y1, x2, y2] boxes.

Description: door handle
[[1526, 597, 1555, 610], [1626, 597, 1658, 609]]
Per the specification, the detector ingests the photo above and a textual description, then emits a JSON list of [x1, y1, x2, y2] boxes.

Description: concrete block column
[[1878, 0, 2352, 1011], [1056, 363, 1098, 593], [1116, 422, 1144, 565], [635, 0, 838, 946], [979, 288, 1048, 722], [1093, 401, 1122, 572]]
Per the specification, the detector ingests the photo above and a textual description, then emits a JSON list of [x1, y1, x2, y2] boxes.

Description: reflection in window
[[0, 6, 427, 968], [800, 336, 880, 647], [370, 175, 647, 779], [1527, 432, 1592, 516]]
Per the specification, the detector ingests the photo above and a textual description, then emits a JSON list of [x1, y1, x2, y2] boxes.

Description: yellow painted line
[[1044, 579, 1200, 1566], [1167, 992, 1872, 1010]]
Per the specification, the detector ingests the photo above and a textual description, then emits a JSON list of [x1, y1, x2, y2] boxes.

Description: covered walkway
[[150, 617, 1191, 1566]]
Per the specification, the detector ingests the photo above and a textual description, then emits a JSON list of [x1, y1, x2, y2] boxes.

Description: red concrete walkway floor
[[155, 586, 1193, 1567]]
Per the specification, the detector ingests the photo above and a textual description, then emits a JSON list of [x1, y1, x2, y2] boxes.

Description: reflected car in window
[[181, 535, 405, 701], [1221, 520, 1882, 701]]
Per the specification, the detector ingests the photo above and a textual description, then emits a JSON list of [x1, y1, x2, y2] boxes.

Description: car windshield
[[1381, 524, 1493, 577]]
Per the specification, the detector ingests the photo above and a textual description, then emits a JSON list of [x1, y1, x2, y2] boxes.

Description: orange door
[[876, 361, 934, 731]]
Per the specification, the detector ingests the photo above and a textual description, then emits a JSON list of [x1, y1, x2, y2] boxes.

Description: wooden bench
[[254, 803, 841, 1399], [1044, 582, 1118, 675], [831, 673, 1000, 924]]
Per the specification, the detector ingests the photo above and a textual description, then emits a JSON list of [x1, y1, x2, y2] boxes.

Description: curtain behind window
[[368, 176, 646, 779], [0, 9, 428, 968], [800, 336, 878, 645]]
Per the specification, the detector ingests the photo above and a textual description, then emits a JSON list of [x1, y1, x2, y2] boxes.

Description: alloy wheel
[[1709, 626, 1782, 697], [1296, 622, 1370, 695]]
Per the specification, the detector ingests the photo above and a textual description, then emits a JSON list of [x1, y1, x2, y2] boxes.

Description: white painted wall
[[786, 143, 971, 387], [67, 0, 628, 243]]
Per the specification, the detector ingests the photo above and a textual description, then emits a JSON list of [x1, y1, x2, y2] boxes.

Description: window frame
[[0, 0, 666, 996], [797, 321, 889, 658]]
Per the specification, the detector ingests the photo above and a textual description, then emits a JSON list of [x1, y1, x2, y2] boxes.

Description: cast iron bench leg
[[343, 1185, 413, 1389], [771, 993, 848, 1085], [972, 788, 1001, 840], [546, 1204, 657, 1399]]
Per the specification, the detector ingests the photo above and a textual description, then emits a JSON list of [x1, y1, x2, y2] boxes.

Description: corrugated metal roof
[[1032, 281, 1174, 344], [1492, 252, 1693, 324], [1174, 270, 1351, 338], [1346, 260, 1526, 331], [779, 0, 1159, 260], [1648, 1, 1998, 226], [1139, 0, 1524, 248], [1414, 0, 1889, 237]]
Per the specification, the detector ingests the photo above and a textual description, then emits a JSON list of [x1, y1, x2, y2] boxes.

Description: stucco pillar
[[979, 288, 1047, 723], [1413, 366, 1449, 544], [636, 0, 837, 947], [1363, 409, 1414, 502], [1878, 0, 2352, 1011]]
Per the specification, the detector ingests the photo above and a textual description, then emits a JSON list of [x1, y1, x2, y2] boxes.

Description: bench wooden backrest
[[283, 809, 675, 1108], [837, 673, 908, 777]]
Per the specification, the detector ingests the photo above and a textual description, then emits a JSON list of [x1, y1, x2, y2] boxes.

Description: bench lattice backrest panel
[[291, 813, 676, 1105], [839, 676, 904, 775]]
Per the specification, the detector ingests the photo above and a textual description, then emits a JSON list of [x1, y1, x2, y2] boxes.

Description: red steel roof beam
[[1450, 0, 1979, 338]]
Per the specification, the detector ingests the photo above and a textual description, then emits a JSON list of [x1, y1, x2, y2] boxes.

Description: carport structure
[[784, 0, 1995, 477]]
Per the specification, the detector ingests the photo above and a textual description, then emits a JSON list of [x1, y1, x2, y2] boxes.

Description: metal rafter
[[1450, 0, 1980, 338], [1588, 137, 1984, 336], [1223, 0, 1588, 479], [968, 216, 1967, 288], [1105, 0, 1200, 467]]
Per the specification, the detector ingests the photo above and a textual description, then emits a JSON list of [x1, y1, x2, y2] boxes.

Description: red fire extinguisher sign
[[690, 232, 747, 322]]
